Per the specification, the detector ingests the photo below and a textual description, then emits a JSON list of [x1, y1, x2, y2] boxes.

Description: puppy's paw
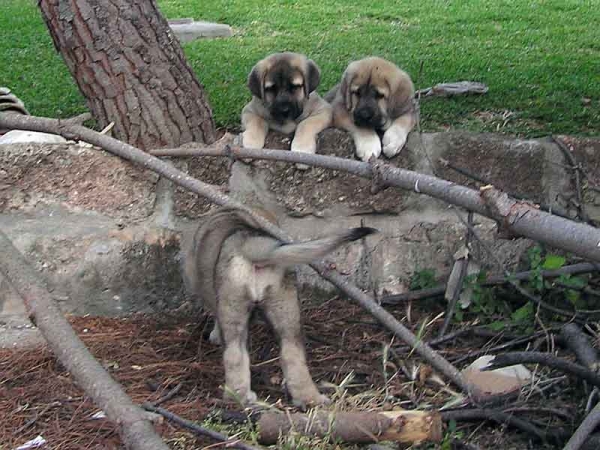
[[291, 138, 316, 170], [242, 130, 265, 150], [382, 127, 408, 158], [292, 392, 331, 410], [354, 133, 382, 162], [208, 324, 221, 346]]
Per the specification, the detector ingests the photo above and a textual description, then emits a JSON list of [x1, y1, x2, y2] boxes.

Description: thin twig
[[142, 404, 261, 450], [441, 408, 562, 443], [151, 382, 184, 407]]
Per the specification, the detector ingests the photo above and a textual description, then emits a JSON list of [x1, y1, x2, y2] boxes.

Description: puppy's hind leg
[[218, 294, 256, 405], [263, 284, 329, 408]]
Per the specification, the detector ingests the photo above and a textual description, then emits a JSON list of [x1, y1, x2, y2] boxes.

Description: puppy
[[326, 57, 416, 161], [182, 207, 376, 408], [241, 52, 332, 166]]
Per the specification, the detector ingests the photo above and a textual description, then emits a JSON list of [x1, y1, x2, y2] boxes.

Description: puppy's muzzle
[[271, 98, 301, 122], [353, 107, 382, 128]]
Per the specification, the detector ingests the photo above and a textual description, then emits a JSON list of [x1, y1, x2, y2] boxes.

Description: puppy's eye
[[351, 89, 360, 97], [375, 91, 385, 99], [264, 86, 275, 92], [292, 84, 303, 90]]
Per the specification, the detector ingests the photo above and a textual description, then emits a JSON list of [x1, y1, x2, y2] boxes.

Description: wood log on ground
[[255, 409, 442, 445]]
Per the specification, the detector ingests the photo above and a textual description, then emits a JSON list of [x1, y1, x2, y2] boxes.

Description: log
[[256, 409, 442, 445]]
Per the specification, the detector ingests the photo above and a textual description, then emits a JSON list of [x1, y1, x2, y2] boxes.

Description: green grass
[[1, 0, 598, 136]]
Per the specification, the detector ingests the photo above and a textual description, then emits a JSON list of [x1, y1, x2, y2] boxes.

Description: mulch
[[0, 296, 585, 449]]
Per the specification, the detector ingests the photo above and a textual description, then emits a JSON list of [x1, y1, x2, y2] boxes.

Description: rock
[[462, 355, 532, 395], [0, 130, 66, 145], [169, 20, 232, 42]]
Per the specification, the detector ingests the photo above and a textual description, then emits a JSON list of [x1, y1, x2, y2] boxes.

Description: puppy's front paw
[[242, 130, 265, 150], [354, 133, 382, 162], [291, 138, 316, 171], [382, 127, 408, 158]]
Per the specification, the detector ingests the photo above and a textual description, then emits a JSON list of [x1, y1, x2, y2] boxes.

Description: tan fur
[[182, 207, 376, 408], [326, 57, 416, 161], [241, 52, 332, 169]]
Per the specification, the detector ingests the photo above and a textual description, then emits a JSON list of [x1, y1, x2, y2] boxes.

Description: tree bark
[[38, 0, 215, 149]]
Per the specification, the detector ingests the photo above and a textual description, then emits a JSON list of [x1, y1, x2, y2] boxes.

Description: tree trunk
[[38, 0, 215, 150]]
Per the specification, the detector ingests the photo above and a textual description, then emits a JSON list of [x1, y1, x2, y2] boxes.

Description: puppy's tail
[[246, 227, 378, 267]]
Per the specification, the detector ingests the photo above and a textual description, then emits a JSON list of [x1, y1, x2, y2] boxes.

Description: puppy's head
[[247, 52, 321, 123], [340, 57, 414, 129]]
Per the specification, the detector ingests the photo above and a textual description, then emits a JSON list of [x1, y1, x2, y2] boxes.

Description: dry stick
[[0, 231, 169, 450], [439, 211, 473, 337], [381, 262, 599, 305], [142, 404, 261, 450], [0, 114, 475, 398], [147, 141, 600, 262], [485, 352, 600, 388], [566, 405, 600, 450]]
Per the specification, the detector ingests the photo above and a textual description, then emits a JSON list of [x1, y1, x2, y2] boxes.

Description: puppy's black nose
[[356, 108, 374, 120], [279, 104, 290, 113]]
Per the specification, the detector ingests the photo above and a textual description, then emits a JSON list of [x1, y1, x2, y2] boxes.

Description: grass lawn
[[0, 0, 598, 136]]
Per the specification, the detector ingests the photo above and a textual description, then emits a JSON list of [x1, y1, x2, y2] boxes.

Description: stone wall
[[1, 130, 596, 322]]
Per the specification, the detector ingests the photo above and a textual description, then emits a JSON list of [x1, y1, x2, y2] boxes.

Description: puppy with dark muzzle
[[182, 207, 376, 408], [241, 52, 332, 167], [326, 57, 416, 161]]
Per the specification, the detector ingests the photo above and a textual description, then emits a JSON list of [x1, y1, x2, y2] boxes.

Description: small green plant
[[410, 268, 437, 290]]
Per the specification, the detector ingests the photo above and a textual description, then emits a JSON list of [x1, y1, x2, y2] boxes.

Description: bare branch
[[0, 230, 169, 450]]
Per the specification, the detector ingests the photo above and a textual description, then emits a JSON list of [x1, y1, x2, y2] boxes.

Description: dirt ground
[[1, 292, 589, 450]]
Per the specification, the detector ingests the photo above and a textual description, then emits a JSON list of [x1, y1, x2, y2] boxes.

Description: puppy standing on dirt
[[183, 207, 376, 408], [241, 52, 332, 166], [326, 57, 416, 162]]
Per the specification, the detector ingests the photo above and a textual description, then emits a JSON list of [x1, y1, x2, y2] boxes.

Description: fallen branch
[[485, 352, 600, 388], [0, 113, 476, 398], [0, 231, 169, 450], [142, 404, 261, 450], [564, 403, 600, 450], [560, 323, 600, 371], [255, 409, 442, 445], [381, 262, 599, 305], [415, 81, 489, 98]]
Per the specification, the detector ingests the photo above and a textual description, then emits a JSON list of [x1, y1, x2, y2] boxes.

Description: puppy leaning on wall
[[241, 52, 332, 167], [182, 207, 377, 408], [326, 57, 417, 162]]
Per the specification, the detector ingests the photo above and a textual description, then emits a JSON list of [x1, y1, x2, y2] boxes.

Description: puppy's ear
[[387, 76, 415, 119], [304, 59, 321, 98], [340, 68, 354, 111], [247, 64, 264, 99]]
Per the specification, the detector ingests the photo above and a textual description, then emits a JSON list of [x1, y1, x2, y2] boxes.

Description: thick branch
[[0, 113, 476, 398], [0, 231, 168, 450], [566, 405, 600, 450]]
